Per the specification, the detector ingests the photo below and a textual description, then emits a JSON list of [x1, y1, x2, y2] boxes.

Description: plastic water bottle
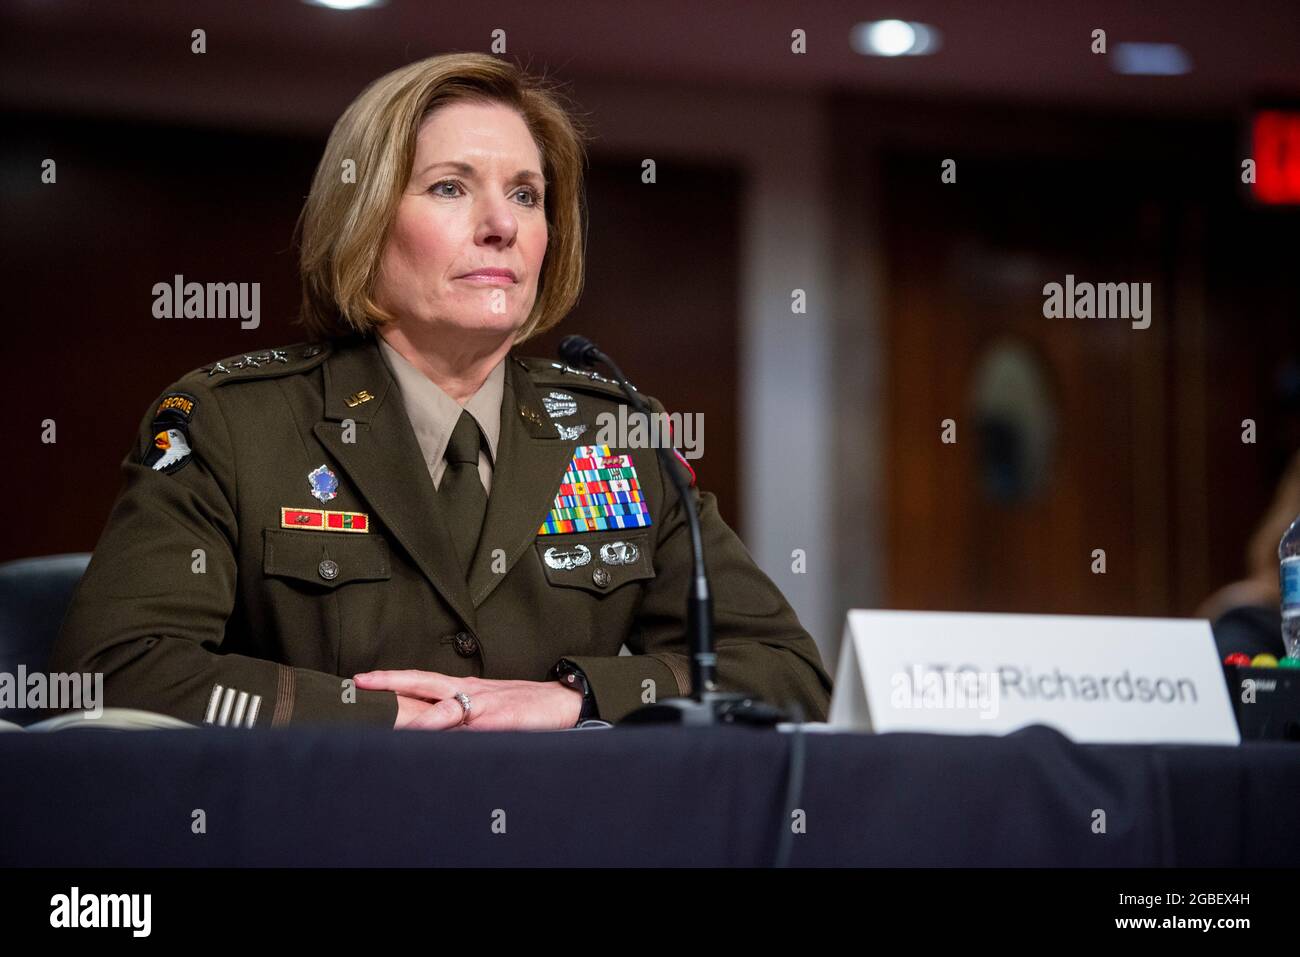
[[1282, 514, 1300, 659]]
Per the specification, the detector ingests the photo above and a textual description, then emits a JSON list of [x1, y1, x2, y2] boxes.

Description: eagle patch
[[143, 391, 197, 474]]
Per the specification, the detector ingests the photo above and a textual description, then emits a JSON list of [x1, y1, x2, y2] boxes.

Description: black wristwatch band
[[552, 659, 598, 724]]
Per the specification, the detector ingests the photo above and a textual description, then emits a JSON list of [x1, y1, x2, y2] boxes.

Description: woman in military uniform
[[52, 53, 833, 730]]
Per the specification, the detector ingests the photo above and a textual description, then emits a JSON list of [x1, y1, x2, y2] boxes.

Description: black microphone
[[557, 335, 786, 726], [557, 334, 601, 369]]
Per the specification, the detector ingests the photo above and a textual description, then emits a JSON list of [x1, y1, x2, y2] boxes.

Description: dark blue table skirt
[[2, 725, 1296, 866]]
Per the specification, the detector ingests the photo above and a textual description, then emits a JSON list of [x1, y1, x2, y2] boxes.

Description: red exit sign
[[1252, 109, 1300, 205]]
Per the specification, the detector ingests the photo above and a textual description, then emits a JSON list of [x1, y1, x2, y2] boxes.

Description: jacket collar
[[466, 356, 576, 606], [376, 336, 505, 472], [313, 337, 576, 635]]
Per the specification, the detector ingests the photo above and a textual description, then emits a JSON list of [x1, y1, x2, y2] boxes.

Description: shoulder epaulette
[[513, 355, 639, 398], [184, 342, 333, 385]]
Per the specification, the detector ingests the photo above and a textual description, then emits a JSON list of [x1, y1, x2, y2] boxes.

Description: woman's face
[[374, 100, 548, 344]]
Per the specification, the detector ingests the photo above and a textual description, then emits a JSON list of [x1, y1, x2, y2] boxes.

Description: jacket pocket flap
[[263, 528, 391, 589], [535, 532, 654, 595]]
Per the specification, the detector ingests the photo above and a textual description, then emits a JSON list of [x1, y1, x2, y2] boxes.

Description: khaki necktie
[[439, 409, 488, 576]]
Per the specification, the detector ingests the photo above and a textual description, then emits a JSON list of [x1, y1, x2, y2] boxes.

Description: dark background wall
[[833, 99, 1300, 617], [0, 112, 741, 562]]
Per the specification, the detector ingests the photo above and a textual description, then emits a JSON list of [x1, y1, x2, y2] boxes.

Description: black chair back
[[0, 553, 91, 726]]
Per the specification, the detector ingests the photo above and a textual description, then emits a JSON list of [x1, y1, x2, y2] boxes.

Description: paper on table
[[20, 708, 196, 731]]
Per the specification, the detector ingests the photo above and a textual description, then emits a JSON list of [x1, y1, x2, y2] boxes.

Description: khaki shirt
[[377, 336, 503, 495], [52, 336, 833, 727]]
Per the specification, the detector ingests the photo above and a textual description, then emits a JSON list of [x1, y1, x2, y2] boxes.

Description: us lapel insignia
[[537, 444, 653, 535], [307, 464, 338, 503], [345, 389, 374, 408], [281, 507, 369, 532]]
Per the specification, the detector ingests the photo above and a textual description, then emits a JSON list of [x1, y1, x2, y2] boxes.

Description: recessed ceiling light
[[303, 0, 387, 10], [851, 19, 942, 57], [1111, 42, 1192, 76]]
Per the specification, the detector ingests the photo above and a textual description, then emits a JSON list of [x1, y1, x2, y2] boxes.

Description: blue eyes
[[428, 179, 542, 207]]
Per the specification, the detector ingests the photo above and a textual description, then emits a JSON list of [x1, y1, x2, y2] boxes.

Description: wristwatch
[[551, 659, 598, 724]]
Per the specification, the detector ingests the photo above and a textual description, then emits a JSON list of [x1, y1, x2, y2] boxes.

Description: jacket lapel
[[468, 357, 578, 607], [312, 337, 478, 632]]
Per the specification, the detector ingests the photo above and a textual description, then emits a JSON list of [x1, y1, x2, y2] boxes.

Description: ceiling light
[[851, 19, 942, 57], [303, 0, 387, 11]]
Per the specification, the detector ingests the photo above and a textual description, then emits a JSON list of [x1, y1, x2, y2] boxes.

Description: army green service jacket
[[52, 335, 833, 727]]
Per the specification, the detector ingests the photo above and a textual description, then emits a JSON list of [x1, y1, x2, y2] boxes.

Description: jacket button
[[452, 632, 479, 657], [318, 559, 339, 580], [592, 568, 611, 588]]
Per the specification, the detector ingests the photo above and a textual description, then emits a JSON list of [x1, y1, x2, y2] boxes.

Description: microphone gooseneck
[[558, 335, 715, 699], [557, 336, 788, 728]]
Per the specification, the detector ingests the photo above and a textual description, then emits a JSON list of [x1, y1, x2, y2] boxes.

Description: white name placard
[[828, 610, 1240, 745]]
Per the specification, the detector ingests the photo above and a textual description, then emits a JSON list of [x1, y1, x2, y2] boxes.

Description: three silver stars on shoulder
[[547, 361, 637, 392], [204, 349, 291, 376]]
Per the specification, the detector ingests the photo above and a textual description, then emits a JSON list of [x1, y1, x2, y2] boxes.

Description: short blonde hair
[[296, 53, 589, 342]]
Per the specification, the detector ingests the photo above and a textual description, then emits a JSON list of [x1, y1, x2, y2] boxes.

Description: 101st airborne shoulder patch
[[537, 444, 653, 535], [142, 392, 197, 474]]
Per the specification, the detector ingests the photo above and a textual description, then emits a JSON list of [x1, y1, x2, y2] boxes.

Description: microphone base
[[617, 691, 788, 728]]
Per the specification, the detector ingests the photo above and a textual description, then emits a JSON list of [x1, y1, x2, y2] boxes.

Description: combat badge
[[544, 391, 588, 441], [542, 391, 578, 418], [543, 544, 592, 570], [143, 392, 197, 474]]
